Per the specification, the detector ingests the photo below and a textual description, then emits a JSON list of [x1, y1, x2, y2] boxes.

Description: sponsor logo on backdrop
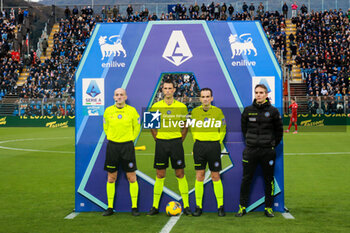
[[83, 79, 104, 116], [252, 77, 275, 104], [46, 121, 69, 128], [0, 117, 7, 125], [300, 119, 325, 126], [229, 33, 257, 67], [143, 111, 161, 129], [143, 111, 222, 129], [19, 116, 75, 119], [163, 30, 193, 66], [86, 80, 101, 98], [99, 35, 126, 68]]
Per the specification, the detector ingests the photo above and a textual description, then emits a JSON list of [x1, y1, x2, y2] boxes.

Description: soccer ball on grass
[[166, 201, 182, 216]]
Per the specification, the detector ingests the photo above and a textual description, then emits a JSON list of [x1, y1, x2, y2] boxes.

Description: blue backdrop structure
[[75, 21, 284, 213]]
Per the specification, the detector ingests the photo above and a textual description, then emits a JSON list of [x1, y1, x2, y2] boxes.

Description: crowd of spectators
[[154, 73, 200, 111], [289, 9, 350, 112], [0, 8, 27, 99], [292, 9, 350, 96], [16, 3, 287, 102], [3, 3, 350, 116], [16, 99, 75, 117], [19, 13, 95, 99], [308, 95, 350, 114]]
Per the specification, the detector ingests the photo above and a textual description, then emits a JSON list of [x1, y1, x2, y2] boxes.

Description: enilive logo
[[229, 33, 257, 66], [99, 35, 126, 60], [99, 35, 127, 68], [163, 30, 193, 66]]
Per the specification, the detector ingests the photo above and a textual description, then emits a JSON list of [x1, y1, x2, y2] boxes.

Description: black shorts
[[193, 140, 221, 171], [104, 140, 137, 173], [154, 138, 185, 169]]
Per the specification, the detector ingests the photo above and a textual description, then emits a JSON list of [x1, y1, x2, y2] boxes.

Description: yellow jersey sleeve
[[132, 107, 141, 141]]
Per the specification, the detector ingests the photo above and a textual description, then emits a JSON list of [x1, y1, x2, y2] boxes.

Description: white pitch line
[[282, 212, 295, 219], [0, 137, 72, 144], [159, 214, 182, 233], [0, 145, 74, 154], [64, 212, 80, 219], [0, 137, 74, 154]]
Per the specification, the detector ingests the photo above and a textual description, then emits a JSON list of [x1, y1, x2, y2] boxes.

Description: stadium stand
[[291, 9, 350, 113], [0, 9, 26, 115], [0, 3, 349, 116]]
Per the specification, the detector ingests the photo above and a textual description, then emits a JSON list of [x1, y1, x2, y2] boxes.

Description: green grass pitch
[[0, 127, 349, 233]]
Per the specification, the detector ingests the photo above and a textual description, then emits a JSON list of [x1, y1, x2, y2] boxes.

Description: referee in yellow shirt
[[190, 88, 226, 217], [147, 79, 192, 216], [102, 88, 141, 216]]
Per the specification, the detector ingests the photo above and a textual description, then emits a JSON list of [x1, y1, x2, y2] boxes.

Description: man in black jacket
[[236, 84, 283, 218]]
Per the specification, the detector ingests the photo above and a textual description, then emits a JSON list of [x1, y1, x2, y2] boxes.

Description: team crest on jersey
[[204, 117, 208, 121], [167, 110, 171, 115], [118, 114, 123, 119], [269, 160, 274, 166], [265, 112, 270, 118]]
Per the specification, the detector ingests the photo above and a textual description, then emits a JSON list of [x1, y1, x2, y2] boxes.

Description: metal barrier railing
[[2, 96, 349, 116], [12, 98, 75, 117]]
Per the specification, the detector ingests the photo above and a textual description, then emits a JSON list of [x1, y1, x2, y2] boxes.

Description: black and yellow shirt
[[190, 105, 226, 143], [150, 100, 188, 140], [103, 104, 140, 143]]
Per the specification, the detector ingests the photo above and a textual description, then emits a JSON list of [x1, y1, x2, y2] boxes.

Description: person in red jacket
[[291, 1, 298, 18], [285, 97, 298, 133]]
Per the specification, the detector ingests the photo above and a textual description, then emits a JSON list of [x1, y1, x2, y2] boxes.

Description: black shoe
[[102, 208, 114, 216], [218, 206, 225, 217], [147, 207, 159, 216], [132, 208, 140, 216], [264, 208, 274, 217], [192, 206, 202, 217], [235, 205, 246, 217], [183, 207, 192, 216]]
